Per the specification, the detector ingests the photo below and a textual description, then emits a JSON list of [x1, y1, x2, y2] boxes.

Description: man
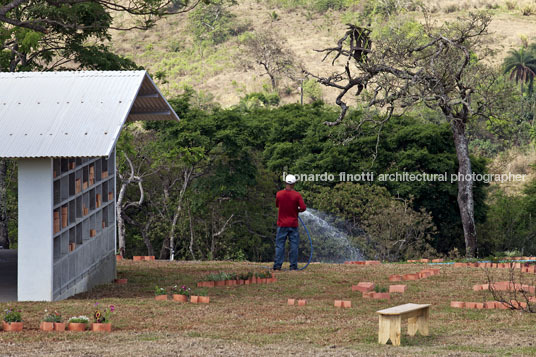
[[273, 174, 306, 271]]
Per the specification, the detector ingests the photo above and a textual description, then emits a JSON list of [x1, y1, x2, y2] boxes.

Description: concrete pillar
[[17, 158, 53, 301]]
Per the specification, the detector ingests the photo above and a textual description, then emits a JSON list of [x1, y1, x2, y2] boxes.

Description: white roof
[[0, 71, 179, 158]]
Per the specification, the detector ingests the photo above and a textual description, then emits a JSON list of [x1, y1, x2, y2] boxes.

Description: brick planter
[[484, 301, 496, 309], [352, 282, 374, 293], [403, 273, 419, 281], [389, 285, 407, 293], [372, 292, 390, 300]]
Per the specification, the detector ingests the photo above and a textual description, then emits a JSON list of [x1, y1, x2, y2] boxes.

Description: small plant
[[43, 309, 62, 323], [505, 0, 517, 10], [444, 4, 459, 13], [205, 273, 221, 281], [93, 302, 115, 323], [374, 286, 388, 293], [521, 5, 535, 16], [3, 309, 22, 323], [229, 273, 238, 280], [172, 285, 191, 297], [154, 286, 167, 296], [238, 273, 249, 280], [68, 316, 89, 324], [247, 272, 254, 280], [196, 288, 208, 297]]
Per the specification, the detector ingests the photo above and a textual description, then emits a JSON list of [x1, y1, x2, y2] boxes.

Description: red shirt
[[276, 189, 306, 227]]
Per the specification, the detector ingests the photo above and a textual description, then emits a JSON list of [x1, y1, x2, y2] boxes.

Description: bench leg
[[389, 316, 401, 346], [407, 317, 417, 336], [416, 307, 429, 336], [378, 315, 401, 345], [378, 315, 390, 344]]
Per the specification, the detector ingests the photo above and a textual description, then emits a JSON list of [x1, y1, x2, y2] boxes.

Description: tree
[[241, 31, 298, 91], [308, 12, 510, 257], [503, 47, 536, 94]]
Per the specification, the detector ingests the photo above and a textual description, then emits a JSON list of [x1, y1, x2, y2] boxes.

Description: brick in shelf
[[90, 229, 96, 238], [53, 211, 60, 233], [61, 206, 68, 228]]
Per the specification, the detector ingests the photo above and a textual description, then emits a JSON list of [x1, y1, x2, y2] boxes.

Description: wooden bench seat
[[376, 303, 430, 346]]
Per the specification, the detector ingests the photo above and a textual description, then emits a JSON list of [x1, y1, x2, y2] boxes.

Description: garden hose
[[297, 215, 313, 271]]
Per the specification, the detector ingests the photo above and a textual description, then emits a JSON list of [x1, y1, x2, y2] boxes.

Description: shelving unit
[[51, 153, 116, 299]]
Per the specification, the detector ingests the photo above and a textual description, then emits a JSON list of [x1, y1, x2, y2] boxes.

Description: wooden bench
[[376, 303, 430, 346]]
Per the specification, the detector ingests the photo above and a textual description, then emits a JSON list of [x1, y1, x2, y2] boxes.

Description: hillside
[[110, 0, 536, 107]]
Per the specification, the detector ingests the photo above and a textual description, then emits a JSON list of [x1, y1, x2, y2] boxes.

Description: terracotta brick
[[342, 300, 352, 308], [365, 260, 381, 265], [287, 299, 295, 306], [403, 273, 419, 281], [496, 302, 509, 310], [334, 300, 342, 308], [484, 301, 496, 309], [362, 291, 374, 299], [475, 303, 484, 309], [432, 258, 444, 263], [389, 285, 407, 293], [420, 259, 430, 263], [297, 299, 306, 306], [450, 301, 465, 308], [372, 292, 390, 300], [473, 284, 482, 291], [352, 282, 375, 293], [389, 275, 402, 282], [465, 302, 477, 309]]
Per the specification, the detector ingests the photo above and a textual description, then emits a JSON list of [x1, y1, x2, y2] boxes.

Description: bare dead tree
[[307, 12, 511, 257], [241, 31, 298, 91], [116, 152, 146, 257], [485, 266, 536, 312]]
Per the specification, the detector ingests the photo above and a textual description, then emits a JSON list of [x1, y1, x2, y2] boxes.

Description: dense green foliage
[[114, 96, 495, 261]]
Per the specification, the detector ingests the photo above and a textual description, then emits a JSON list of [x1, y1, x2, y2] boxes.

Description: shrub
[[505, 1, 517, 10], [521, 5, 535, 16]]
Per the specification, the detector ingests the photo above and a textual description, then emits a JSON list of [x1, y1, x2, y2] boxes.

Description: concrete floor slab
[[0, 249, 17, 302]]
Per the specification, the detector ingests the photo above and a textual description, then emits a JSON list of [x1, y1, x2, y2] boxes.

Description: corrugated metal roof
[[0, 71, 179, 158]]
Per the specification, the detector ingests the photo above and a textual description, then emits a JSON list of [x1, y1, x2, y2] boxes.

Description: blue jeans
[[274, 226, 299, 270]]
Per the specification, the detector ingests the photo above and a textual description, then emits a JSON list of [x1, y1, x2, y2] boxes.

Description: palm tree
[[503, 47, 536, 94]]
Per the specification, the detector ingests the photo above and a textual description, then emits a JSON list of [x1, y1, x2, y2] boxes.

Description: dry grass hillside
[[110, 0, 536, 107]]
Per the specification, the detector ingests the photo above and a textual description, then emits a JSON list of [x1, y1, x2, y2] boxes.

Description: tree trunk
[[0, 159, 9, 249], [116, 182, 128, 257], [188, 205, 196, 260], [141, 219, 154, 257], [451, 119, 477, 257]]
